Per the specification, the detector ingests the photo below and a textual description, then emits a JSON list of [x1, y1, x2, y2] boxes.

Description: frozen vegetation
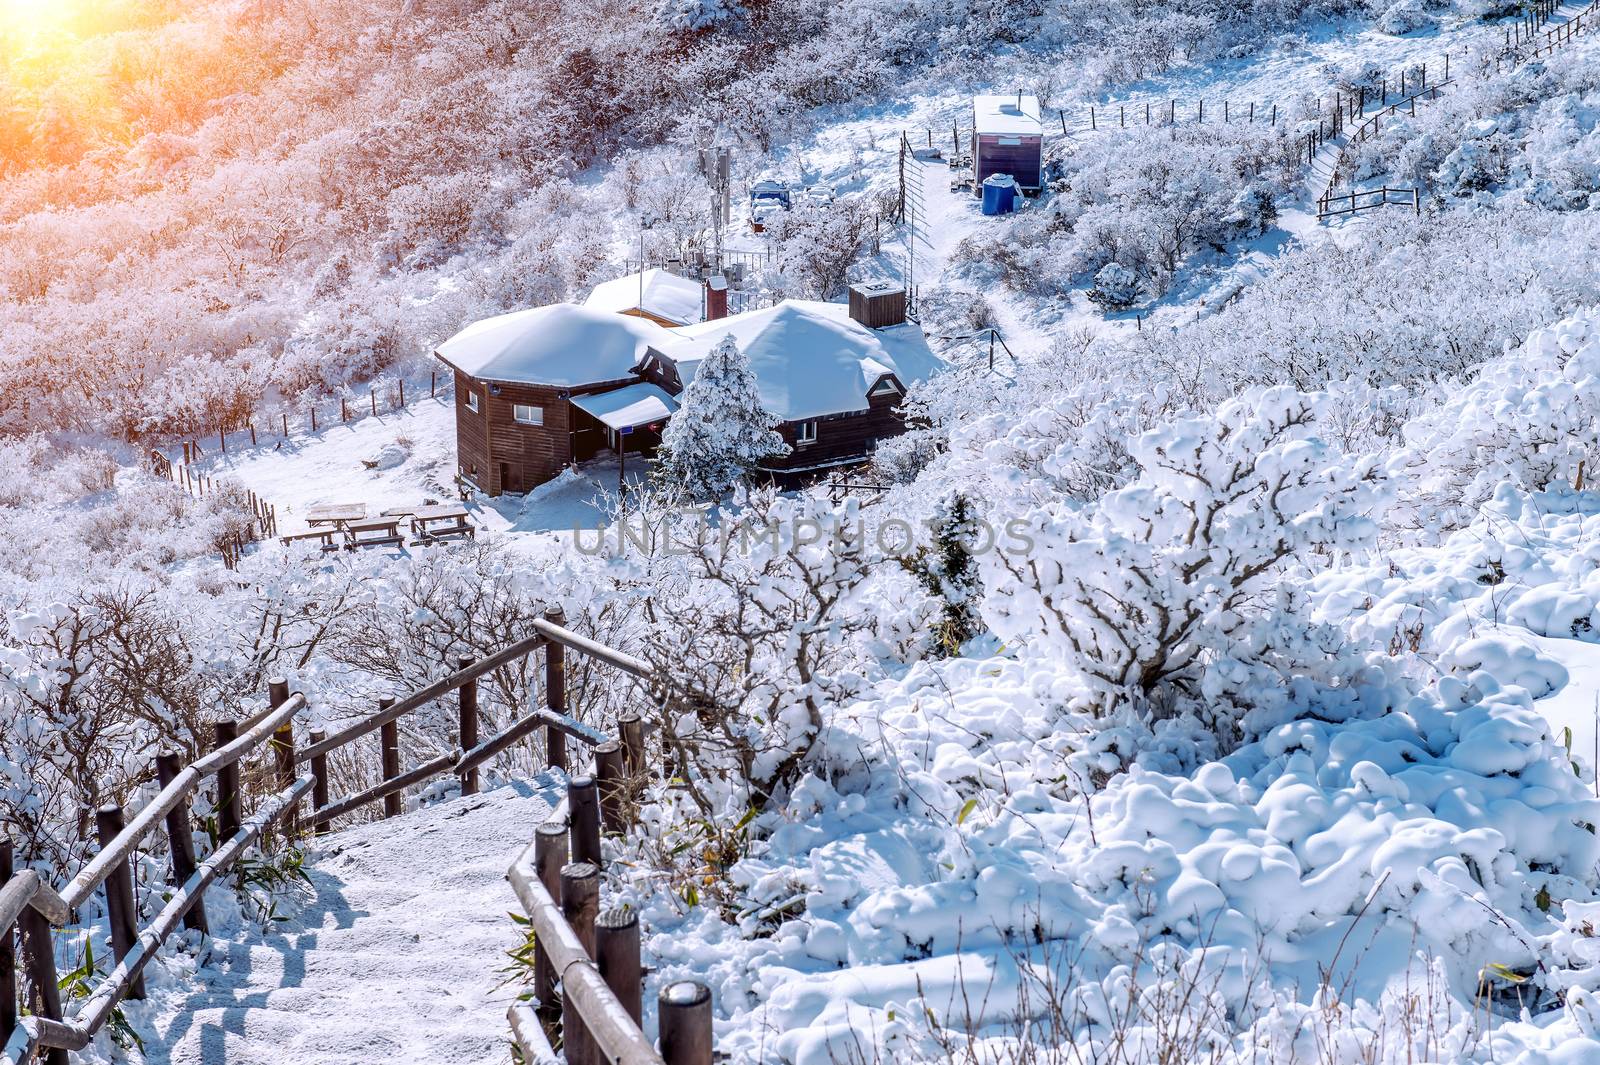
[[11, 0, 1600, 1062]]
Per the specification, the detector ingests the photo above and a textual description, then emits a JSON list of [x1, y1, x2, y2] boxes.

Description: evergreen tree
[[655, 334, 789, 499]]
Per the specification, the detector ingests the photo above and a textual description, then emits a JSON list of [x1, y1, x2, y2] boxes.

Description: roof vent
[[847, 281, 907, 329]]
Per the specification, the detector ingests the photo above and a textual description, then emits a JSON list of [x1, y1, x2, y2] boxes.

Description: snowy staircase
[[132, 778, 563, 1065]]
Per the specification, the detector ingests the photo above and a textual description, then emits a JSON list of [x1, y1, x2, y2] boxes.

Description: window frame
[[465, 390, 480, 413], [795, 420, 818, 445], [512, 403, 544, 426]]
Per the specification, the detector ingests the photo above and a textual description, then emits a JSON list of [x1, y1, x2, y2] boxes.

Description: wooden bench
[[411, 505, 475, 544], [280, 529, 339, 552], [345, 519, 404, 550]]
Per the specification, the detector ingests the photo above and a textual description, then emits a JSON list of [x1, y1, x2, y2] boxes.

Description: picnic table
[[306, 503, 367, 528]]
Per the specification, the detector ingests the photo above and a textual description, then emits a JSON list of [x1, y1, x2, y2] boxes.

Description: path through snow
[[125, 780, 559, 1065]]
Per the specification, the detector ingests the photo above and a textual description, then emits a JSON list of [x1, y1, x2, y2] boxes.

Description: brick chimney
[[705, 275, 729, 321]]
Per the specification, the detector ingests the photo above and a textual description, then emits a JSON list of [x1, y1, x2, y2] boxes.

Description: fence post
[[310, 730, 330, 835], [215, 719, 242, 840], [19, 903, 65, 1065], [560, 862, 601, 1065], [219, 428, 226, 455], [568, 776, 602, 867], [311, 408, 317, 433], [0, 839, 13, 1047], [282, 413, 288, 436], [659, 982, 714, 1065], [1089, 105, 1095, 130], [458, 656, 479, 796], [594, 740, 626, 833], [597, 909, 643, 1025], [533, 822, 567, 1014], [370, 388, 377, 417], [619, 715, 645, 780], [269, 678, 297, 834], [431, 370, 437, 398], [380, 697, 402, 818], [155, 752, 209, 934], [544, 605, 568, 772], [96, 806, 146, 1000], [398, 379, 405, 408]]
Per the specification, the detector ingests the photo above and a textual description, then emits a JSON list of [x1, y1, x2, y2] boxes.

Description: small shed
[[583, 269, 707, 327], [972, 94, 1043, 193]]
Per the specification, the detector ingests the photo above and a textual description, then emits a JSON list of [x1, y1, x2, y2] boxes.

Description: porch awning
[[570, 383, 679, 431]]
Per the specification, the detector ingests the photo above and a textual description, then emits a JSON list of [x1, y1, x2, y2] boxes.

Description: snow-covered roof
[[583, 269, 705, 327], [434, 303, 668, 387], [974, 94, 1043, 136], [660, 300, 942, 422], [570, 383, 679, 430]]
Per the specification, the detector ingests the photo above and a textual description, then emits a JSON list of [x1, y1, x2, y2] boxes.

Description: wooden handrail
[[531, 619, 651, 678], [508, 847, 664, 1065], [297, 633, 548, 763], [310, 750, 458, 825], [507, 1003, 561, 1065], [3, 778, 312, 1065], [59, 693, 306, 913]]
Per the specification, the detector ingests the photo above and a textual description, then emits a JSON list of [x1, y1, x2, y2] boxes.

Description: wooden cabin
[[434, 304, 670, 495], [436, 285, 939, 495], [972, 94, 1044, 193]]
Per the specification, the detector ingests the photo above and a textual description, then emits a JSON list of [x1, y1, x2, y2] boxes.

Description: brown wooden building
[[436, 282, 939, 495], [435, 303, 670, 495], [973, 94, 1044, 192]]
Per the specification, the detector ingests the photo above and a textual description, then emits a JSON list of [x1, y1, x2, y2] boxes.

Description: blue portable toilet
[[981, 173, 1019, 216]]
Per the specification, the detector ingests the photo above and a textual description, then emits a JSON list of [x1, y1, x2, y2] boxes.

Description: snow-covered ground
[[111, 779, 562, 1065], [180, 396, 642, 541]]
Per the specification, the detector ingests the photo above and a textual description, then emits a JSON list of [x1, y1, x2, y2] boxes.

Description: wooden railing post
[[659, 981, 714, 1065], [95, 805, 145, 1000], [155, 752, 208, 935], [568, 776, 602, 867], [379, 697, 402, 818], [19, 902, 65, 1065], [618, 715, 644, 780], [457, 656, 479, 796], [309, 729, 331, 835], [594, 741, 626, 834], [560, 862, 600, 1065], [544, 606, 568, 773], [596, 909, 643, 1025], [269, 678, 296, 835], [0, 839, 13, 1048], [532, 821, 568, 1014], [214, 719, 242, 840]]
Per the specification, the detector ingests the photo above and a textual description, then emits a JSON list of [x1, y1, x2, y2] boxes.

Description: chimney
[[847, 280, 907, 329], [705, 274, 729, 321]]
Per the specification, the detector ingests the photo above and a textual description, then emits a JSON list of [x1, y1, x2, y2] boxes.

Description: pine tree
[[655, 334, 789, 499]]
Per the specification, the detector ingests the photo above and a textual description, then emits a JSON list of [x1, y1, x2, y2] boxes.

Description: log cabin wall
[[764, 387, 909, 479], [454, 370, 637, 495]]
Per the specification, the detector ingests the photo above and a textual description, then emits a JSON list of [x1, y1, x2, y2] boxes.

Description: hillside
[[11, 0, 1600, 1063]]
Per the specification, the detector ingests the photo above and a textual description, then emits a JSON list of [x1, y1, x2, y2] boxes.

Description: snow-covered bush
[[975, 387, 1389, 734], [1087, 262, 1140, 309], [1399, 306, 1600, 528]]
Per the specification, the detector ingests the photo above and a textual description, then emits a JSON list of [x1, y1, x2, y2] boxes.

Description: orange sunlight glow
[[0, 0, 78, 49]]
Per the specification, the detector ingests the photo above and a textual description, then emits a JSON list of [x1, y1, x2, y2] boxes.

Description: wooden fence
[[149, 449, 279, 569], [0, 610, 711, 1065], [1316, 0, 1593, 219], [1318, 185, 1422, 219]]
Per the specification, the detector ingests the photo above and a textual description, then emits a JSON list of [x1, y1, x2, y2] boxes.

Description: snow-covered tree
[[655, 335, 789, 500]]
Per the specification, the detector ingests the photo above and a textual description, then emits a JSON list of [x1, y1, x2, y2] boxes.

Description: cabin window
[[466, 390, 480, 413], [869, 378, 902, 397], [998, 136, 1023, 146], [513, 404, 544, 425], [796, 420, 818, 445]]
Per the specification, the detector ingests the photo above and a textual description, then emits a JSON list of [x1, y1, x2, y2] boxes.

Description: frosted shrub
[[1087, 262, 1139, 309], [1399, 306, 1600, 527], [976, 387, 1388, 731], [655, 336, 789, 500]]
